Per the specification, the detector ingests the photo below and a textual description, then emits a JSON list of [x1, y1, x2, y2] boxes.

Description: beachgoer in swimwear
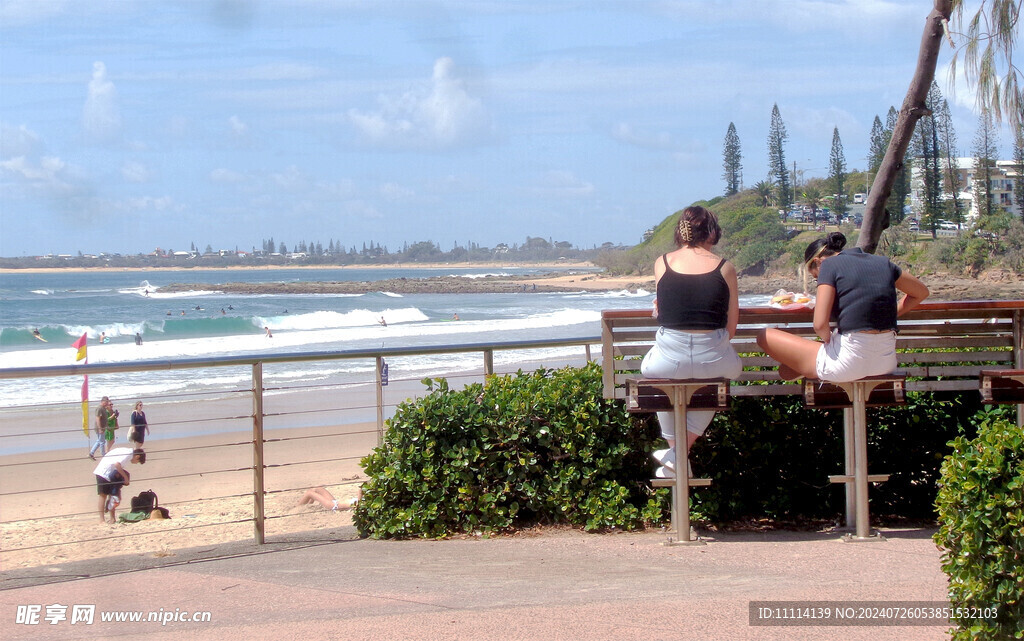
[[265, 326, 273, 338], [297, 486, 361, 511]]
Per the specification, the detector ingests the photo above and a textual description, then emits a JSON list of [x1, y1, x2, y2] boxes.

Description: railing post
[[252, 362, 266, 545], [585, 343, 592, 363], [483, 349, 494, 379], [375, 356, 385, 444]]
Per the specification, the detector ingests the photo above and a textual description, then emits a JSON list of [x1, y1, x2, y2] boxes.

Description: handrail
[[0, 335, 602, 380]]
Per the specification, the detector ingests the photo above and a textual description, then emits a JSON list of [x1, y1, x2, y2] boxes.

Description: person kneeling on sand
[[94, 447, 146, 524], [297, 486, 361, 512]]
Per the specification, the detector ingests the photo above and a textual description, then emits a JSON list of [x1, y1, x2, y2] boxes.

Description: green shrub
[[690, 393, 1012, 521], [353, 363, 667, 538], [934, 412, 1024, 640]]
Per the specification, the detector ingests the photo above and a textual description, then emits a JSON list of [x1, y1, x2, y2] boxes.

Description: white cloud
[[228, 115, 248, 136], [121, 161, 150, 183], [348, 57, 491, 149], [379, 182, 415, 201], [531, 170, 595, 198], [0, 122, 43, 159], [210, 168, 246, 183], [272, 166, 306, 190], [82, 61, 121, 143], [611, 122, 674, 150]]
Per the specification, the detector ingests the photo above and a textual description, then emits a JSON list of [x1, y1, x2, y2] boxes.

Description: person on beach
[[88, 396, 112, 460], [128, 401, 149, 448], [640, 206, 742, 479], [93, 447, 146, 524], [297, 486, 361, 511], [378, 316, 387, 327], [135, 332, 143, 345], [264, 326, 273, 338], [756, 232, 929, 382], [104, 402, 120, 452]]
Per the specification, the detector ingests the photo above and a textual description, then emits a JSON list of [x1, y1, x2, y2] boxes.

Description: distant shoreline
[[0, 261, 596, 275], [1, 261, 1020, 300]]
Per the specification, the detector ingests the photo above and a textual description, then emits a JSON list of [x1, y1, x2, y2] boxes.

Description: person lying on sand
[[297, 486, 361, 511]]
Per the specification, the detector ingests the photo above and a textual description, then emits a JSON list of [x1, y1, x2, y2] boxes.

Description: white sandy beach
[[0, 355, 595, 570]]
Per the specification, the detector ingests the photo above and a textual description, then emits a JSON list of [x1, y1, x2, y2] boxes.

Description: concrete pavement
[[1, 525, 956, 640]]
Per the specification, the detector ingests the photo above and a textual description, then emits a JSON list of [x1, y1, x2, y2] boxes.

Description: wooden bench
[[602, 300, 1024, 543], [980, 369, 1024, 405]]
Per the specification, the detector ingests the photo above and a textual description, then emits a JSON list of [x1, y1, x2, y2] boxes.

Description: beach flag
[[72, 333, 87, 361], [71, 334, 89, 436]]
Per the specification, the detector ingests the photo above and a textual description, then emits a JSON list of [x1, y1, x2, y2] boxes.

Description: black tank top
[[656, 254, 730, 330]]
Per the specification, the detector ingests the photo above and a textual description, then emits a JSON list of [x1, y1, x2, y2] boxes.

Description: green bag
[[118, 511, 149, 523]]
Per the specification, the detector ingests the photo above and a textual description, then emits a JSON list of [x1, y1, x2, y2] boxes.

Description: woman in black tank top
[[639, 206, 742, 479]]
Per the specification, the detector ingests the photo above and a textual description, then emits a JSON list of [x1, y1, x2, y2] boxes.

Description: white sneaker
[[653, 449, 693, 477], [653, 448, 675, 470]]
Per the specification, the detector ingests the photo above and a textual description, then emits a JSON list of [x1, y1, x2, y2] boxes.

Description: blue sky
[[0, 0, 1015, 257]]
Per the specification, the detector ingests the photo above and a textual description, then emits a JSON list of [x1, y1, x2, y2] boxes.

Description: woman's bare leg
[[756, 328, 821, 380]]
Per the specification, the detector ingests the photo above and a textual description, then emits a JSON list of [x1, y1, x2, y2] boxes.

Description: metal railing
[[0, 336, 598, 567]]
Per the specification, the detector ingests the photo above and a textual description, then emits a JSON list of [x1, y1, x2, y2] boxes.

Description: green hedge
[[353, 363, 666, 538], [935, 412, 1024, 640], [690, 392, 1009, 521], [353, 362, 1017, 538]]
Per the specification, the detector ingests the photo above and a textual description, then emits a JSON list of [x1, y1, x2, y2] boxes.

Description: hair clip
[[678, 219, 692, 243]]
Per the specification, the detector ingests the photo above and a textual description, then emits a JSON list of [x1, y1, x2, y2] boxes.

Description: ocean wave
[[255, 307, 428, 331], [30, 289, 53, 295], [454, 272, 510, 279], [146, 289, 223, 299]]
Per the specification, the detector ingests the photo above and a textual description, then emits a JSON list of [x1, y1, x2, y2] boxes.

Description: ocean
[[0, 266, 672, 409]]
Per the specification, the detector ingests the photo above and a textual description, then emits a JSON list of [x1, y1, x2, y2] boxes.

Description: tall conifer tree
[[722, 123, 743, 196], [828, 127, 848, 216], [885, 107, 910, 223], [935, 98, 964, 226], [972, 108, 999, 220], [767, 104, 791, 210], [1013, 123, 1024, 224]]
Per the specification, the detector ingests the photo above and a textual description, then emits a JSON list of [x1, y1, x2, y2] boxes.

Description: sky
[[0, 0, 1017, 257]]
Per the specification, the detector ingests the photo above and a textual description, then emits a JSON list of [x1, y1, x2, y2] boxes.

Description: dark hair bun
[[826, 232, 847, 251]]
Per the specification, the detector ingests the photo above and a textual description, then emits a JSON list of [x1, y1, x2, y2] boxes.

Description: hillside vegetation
[[594, 187, 1024, 279]]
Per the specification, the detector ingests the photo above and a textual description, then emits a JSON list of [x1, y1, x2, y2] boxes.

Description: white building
[[910, 157, 1022, 223]]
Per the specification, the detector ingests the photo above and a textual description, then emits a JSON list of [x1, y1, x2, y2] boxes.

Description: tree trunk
[[859, 0, 953, 254]]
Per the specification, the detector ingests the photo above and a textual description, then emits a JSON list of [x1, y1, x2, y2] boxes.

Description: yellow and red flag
[[72, 333, 87, 361], [71, 334, 89, 436]]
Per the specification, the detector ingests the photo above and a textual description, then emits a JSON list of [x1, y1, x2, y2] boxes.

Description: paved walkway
[[1, 526, 955, 640]]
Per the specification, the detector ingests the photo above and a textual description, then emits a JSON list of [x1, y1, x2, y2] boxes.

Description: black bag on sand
[[130, 489, 158, 515]]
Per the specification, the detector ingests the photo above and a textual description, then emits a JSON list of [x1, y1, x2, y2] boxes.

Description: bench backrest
[[602, 300, 1024, 401]]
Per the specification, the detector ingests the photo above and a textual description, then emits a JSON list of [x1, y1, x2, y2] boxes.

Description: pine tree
[[766, 104, 791, 209], [972, 108, 1000, 220], [1013, 122, 1024, 224], [885, 107, 910, 224], [915, 82, 944, 233], [722, 122, 742, 196], [828, 127, 848, 216], [935, 98, 964, 227], [868, 116, 887, 175]]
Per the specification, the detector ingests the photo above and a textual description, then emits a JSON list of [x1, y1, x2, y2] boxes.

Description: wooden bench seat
[[980, 369, 1024, 404]]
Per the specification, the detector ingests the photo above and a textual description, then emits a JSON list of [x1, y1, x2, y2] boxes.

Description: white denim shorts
[[640, 328, 742, 438], [815, 329, 897, 383]]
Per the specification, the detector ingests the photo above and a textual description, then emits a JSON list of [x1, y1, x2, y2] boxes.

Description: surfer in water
[[378, 317, 387, 327], [32, 328, 46, 342]]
